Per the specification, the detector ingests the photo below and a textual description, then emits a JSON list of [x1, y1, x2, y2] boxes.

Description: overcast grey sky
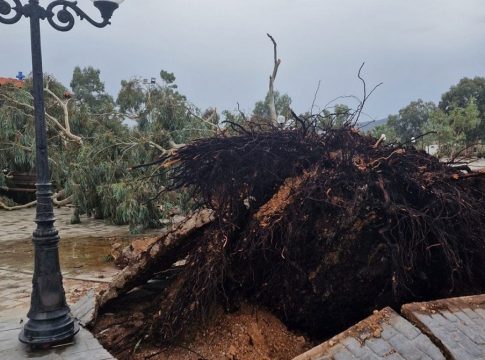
[[1, 0, 485, 121]]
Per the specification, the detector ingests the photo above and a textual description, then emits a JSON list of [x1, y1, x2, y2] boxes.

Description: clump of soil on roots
[[93, 124, 485, 359]]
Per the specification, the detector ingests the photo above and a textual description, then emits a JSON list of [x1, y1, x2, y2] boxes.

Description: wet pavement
[[0, 207, 151, 358], [0, 207, 136, 319], [0, 206, 130, 243]]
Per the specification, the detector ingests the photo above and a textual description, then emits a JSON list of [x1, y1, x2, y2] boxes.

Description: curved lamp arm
[[0, 0, 24, 25], [0, 0, 120, 31], [45, 1, 111, 31]]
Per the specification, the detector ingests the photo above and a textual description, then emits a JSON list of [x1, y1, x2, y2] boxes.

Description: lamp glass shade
[[90, 0, 124, 20]]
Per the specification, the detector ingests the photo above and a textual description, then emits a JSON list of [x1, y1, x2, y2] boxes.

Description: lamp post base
[[19, 314, 79, 347]]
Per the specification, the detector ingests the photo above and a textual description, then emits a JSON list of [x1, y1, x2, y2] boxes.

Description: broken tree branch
[[44, 81, 73, 135], [95, 209, 215, 318], [184, 106, 220, 132], [0, 190, 72, 210], [0, 93, 83, 144]]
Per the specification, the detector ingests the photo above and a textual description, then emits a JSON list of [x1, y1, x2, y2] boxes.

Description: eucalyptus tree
[[439, 77, 485, 142], [0, 67, 218, 232], [425, 99, 480, 157], [0, 76, 81, 199]]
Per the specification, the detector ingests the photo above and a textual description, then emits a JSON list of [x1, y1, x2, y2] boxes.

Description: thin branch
[[352, 62, 383, 125], [310, 80, 321, 115], [168, 140, 185, 150], [148, 141, 169, 153], [221, 120, 250, 135], [290, 109, 308, 135], [184, 105, 220, 131], [236, 102, 248, 122], [447, 143, 481, 164]]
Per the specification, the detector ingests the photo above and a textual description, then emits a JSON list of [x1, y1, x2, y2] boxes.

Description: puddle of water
[[0, 236, 131, 273]]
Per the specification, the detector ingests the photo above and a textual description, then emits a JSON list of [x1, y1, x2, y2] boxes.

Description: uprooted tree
[[93, 114, 485, 358]]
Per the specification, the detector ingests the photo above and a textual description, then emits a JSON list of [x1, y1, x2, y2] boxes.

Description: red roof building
[[0, 77, 24, 88]]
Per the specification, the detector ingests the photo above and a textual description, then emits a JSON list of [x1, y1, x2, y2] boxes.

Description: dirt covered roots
[[95, 126, 485, 357]]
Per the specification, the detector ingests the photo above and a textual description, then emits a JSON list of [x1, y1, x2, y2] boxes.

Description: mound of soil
[[95, 304, 310, 360]]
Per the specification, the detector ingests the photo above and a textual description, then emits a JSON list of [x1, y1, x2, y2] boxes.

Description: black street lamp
[[0, 0, 124, 347]]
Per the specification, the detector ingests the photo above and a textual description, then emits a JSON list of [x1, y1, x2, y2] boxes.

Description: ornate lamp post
[[0, 0, 124, 346]]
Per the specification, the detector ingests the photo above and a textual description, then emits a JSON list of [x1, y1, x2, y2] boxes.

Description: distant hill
[[358, 118, 387, 133]]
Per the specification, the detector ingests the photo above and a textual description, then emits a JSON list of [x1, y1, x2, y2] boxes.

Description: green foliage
[[160, 70, 176, 85], [449, 99, 480, 141], [384, 99, 436, 143], [376, 82, 482, 156], [439, 77, 485, 141], [0, 67, 214, 233], [425, 99, 480, 156], [424, 109, 454, 155], [253, 91, 292, 119], [372, 123, 398, 143], [64, 129, 164, 232], [70, 66, 114, 112], [318, 104, 353, 128], [0, 77, 68, 186]]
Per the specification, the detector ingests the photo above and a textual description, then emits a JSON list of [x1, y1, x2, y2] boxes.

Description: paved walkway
[[0, 207, 147, 319], [0, 206, 130, 243], [294, 294, 485, 360], [0, 319, 114, 360], [0, 207, 133, 359], [0, 206, 159, 309], [402, 295, 485, 360]]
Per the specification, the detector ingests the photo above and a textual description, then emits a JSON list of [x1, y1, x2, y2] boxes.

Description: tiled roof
[[0, 77, 24, 88]]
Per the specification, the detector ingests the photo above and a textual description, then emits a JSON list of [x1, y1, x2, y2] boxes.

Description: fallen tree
[[0, 189, 72, 210], [93, 122, 485, 359]]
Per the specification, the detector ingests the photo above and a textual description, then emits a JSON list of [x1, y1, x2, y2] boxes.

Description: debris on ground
[[92, 123, 485, 359]]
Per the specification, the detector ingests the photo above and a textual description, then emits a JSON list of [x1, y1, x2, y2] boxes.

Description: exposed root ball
[[97, 125, 485, 350]]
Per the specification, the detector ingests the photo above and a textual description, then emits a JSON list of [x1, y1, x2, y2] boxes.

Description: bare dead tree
[[267, 33, 281, 125]]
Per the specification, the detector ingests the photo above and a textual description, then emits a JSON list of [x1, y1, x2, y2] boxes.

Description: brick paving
[[0, 318, 114, 360], [294, 295, 485, 360], [293, 307, 444, 360], [0, 268, 32, 318], [402, 294, 485, 360], [0, 266, 112, 321], [0, 207, 138, 319], [0, 207, 130, 243], [0, 207, 131, 358]]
